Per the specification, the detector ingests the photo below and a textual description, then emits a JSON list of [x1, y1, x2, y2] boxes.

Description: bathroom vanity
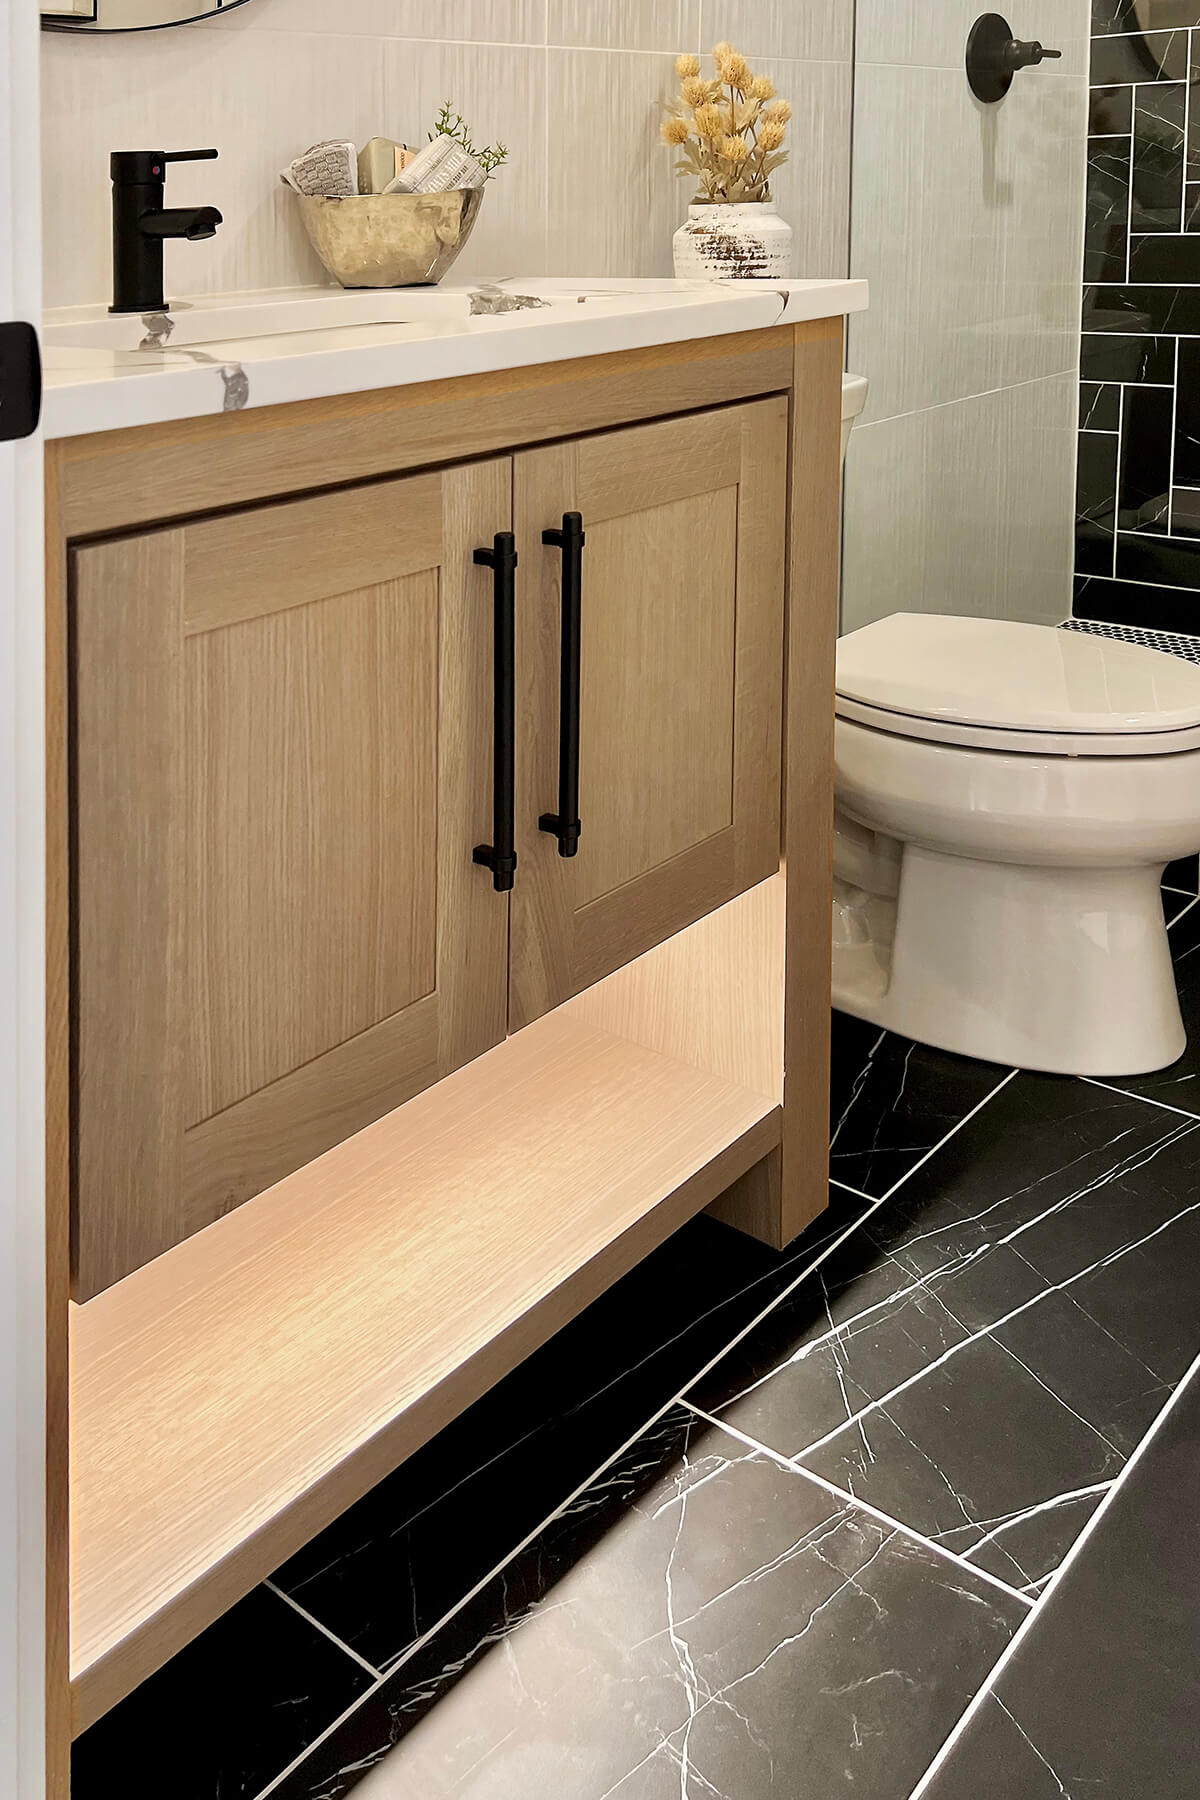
[[39, 277, 865, 1747]]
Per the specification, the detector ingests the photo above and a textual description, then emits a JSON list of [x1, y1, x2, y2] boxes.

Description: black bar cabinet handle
[[539, 512, 585, 857], [473, 533, 518, 892]]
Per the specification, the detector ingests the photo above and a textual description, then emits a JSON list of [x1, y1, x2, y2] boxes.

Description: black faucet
[[109, 149, 223, 315]]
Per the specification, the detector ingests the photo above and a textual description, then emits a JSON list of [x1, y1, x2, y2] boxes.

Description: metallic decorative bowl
[[294, 188, 483, 289]]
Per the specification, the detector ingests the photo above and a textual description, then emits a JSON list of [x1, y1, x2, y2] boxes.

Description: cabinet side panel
[[43, 447, 71, 1798], [779, 319, 843, 1245], [73, 532, 187, 1299]]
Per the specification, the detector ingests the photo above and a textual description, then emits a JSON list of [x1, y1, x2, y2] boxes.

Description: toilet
[[836, 376, 1200, 1077]]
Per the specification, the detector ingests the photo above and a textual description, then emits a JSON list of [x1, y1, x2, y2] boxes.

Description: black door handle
[[472, 533, 518, 892], [539, 512, 585, 858]]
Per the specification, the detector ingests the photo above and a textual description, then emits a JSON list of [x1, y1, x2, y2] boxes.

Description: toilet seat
[[835, 692, 1200, 757], [835, 613, 1200, 757]]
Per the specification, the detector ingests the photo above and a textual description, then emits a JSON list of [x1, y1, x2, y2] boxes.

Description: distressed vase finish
[[672, 200, 794, 281]]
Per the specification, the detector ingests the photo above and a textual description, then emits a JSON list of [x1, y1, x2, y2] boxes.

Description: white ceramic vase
[[672, 199, 794, 281]]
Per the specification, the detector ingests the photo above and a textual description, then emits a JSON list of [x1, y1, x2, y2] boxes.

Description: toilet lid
[[836, 614, 1200, 738]]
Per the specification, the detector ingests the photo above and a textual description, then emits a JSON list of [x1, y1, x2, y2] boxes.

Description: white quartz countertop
[[41, 275, 867, 440]]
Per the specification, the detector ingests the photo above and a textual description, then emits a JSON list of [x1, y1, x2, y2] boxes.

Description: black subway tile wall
[[1077, 4, 1200, 630]]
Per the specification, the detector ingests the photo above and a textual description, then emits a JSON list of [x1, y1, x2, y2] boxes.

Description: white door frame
[[0, 0, 47, 1793]]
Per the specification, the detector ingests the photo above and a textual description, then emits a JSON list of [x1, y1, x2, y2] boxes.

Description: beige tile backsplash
[[40, 0, 852, 306]]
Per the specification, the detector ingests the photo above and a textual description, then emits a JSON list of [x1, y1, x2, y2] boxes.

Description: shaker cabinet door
[[72, 459, 511, 1298], [510, 397, 789, 1029]]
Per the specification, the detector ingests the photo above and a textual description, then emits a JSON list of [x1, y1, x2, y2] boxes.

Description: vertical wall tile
[[1080, 379, 1120, 430], [848, 53, 1084, 423], [994, 373, 1079, 621], [756, 58, 852, 277], [1090, 84, 1133, 134], [544, 48, 680, 278], [698, 0, 852, 63], [200, 0, 546, 40], [1085, 137, 1131, 280], [857, 0, 1088, 78], [1119, 384, 1174, 532], [1174, 337, 1200, 487], [1076, 430, 1119, 574], [843, 376, 1078, 633], [546, 0, 698, 53], [1132, 81, 1185, 231], [379, 38, 550, 278]]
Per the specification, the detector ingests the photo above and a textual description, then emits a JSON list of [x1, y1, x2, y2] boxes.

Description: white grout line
[[1082, 1075, 1200, 1122], [682, 1401, 1034, 1610], [1125, 91, 1136, 286], [253, 1186, 907, 1796], [878, 1069, 1020, 1204], [251, 1387, 694, 1799], [1115, 380, 1126, 577], [1169, 893, 1200, 927], [905, 1343, 1200, 1800], [672, 1195, 887, 1402], [829, 1176, 879, 1203], [1185, 29, 1193, 231], [263, 1580, 381, 1681], [1169, 335, 1180, 536]]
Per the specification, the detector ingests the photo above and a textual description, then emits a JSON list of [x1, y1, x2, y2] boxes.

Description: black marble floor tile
[[919, 1364, 1200, 1800], [1164, 852, 1199, 895], [691, 1073, 1200, 1591], [828, 1010, 1010, 1199], [271, 1194, 876, 1675], [270, 1409, 1026, 1800], [71, 1585, 374, 1800], [800, 1335, 1122, 1590], [688, 1208, 971, 1461], [1097, 898, 1200, 1109], [1163, 885, 1196, 924]]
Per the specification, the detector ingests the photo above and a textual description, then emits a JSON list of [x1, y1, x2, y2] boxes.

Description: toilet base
[[832, 844, 1186, 1077]]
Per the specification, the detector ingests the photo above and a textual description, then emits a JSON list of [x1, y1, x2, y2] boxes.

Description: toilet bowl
[[831, 611, 1200, 1075]]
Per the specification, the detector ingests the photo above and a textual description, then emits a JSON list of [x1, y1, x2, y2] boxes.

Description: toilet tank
[[841, 373, 868, 464]]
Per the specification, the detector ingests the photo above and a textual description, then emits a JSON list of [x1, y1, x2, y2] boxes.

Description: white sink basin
[[40, 288, 476, 352], [40, 279, 728, 355]]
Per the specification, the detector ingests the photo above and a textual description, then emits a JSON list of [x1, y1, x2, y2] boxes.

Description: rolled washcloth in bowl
[[280, 140, 358, 197]]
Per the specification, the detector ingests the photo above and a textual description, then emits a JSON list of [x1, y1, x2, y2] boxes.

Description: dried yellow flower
[[721, 134, 749, 163], [675, 52, 701, 78], [681, 75, 707, 105], [661, 116, 691, 145], [694, 103, 726, 139], [725, 52, 751, 85], [765, 98, 792, 123], [749, 75, 775, 101], [711, 41, 733, 61], [757, 118, 786, 151]]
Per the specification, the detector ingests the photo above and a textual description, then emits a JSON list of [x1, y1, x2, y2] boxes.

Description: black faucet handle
[[162, 149, 219, 164], [1008, 38, 1061, 69]]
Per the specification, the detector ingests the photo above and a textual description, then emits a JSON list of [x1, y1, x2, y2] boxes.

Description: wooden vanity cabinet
[[73, 460, 512, 1298], [69, 395, 790, 1299], [51, 322, 848, 1748]]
